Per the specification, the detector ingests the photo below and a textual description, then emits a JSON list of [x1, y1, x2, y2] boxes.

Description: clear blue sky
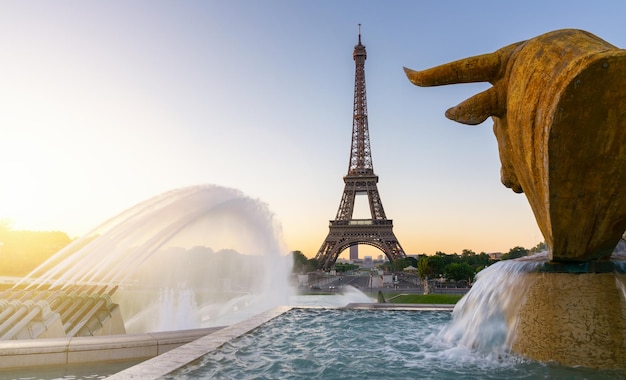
[[1, 1, 624, 258]]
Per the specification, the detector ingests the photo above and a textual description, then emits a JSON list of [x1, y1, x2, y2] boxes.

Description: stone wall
[[512, 272, 626, 369]]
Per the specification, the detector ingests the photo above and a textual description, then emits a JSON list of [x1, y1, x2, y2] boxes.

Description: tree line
[[290, 242, 547, 283], [0, 218, 547, 284], [0, 221, 71, 277]]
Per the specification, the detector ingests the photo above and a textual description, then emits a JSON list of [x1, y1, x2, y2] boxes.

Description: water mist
[[17, 185, 294, 333]]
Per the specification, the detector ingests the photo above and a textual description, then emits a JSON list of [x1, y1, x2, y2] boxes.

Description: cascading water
[[442, 239, 626, 361], [15, 184, 294, 333], [440, 252, 547, 357]]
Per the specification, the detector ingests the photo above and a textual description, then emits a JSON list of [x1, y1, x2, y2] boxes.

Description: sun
[[0, 159, 43, 230]]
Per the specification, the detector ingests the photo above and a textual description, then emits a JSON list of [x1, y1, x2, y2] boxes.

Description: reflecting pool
[[164, 308, 625, 380]]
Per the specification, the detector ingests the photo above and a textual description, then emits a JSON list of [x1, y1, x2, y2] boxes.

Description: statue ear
[[492, 119, 523, 193]]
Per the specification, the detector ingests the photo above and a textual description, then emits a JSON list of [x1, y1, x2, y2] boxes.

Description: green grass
[[382, 293, 463, 304]]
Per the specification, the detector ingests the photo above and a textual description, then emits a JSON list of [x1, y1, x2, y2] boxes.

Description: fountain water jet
[[10, 184, 293, 335], [441, 253, 548, 355]]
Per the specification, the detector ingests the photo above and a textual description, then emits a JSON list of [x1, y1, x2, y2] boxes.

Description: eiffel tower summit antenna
[[315, 26, 406, 270]]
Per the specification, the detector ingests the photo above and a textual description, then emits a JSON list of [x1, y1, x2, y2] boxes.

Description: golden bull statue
[[405, 29, 626, 262]]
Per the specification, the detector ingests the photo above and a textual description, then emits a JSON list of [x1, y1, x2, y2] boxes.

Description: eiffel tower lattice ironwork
[[315, 26, 406, 270]]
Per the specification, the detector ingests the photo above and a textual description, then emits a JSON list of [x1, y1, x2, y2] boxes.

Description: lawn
[[383, 293, 463, 304]]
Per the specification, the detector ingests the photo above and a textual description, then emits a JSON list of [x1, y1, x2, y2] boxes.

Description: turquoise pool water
[[0, 359, 143, 380], [165, 308, 625, 380]]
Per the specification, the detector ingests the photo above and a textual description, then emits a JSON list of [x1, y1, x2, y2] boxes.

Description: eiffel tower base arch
[[315, 220, 405, 270]]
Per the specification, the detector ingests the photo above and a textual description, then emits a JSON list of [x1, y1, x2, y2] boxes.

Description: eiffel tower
[[315, 26, 406, 270]]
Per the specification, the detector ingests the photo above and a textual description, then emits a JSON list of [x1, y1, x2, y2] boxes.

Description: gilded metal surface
[[405, 29, 626, 262]]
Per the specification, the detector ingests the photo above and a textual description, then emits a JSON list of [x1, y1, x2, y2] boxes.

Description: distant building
[[363, 256, 373, 268], [350, 245, 358, 260], [489, 252, 504, 260]]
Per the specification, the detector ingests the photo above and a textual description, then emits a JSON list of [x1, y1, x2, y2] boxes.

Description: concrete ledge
[[0, 338, 69, 368], [0, 326, 225, 370], [150, 327, 224, 355], [68, 333, 158, 365]]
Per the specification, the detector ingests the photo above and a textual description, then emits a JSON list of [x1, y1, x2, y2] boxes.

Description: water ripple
[[166, 308, 626, 380]]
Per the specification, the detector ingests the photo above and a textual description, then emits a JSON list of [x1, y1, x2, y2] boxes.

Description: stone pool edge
[[344, 303, 455, 311], [0, 325, 225, 371], [106, 304, 453, 379]]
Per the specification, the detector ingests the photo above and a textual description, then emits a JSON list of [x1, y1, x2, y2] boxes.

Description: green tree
[[417, 256, 430, 294], [417, 256, 430, 280], [501, 246, 529, 260], [335, 263, 359, 272], [405, 256, 418, 268], [461, 249, 476, 259], [390, 257, 411, 272], [416, 255, 446, 279], [475, 252, 493, 267], [291, 250, 308, 273], [427, 254, 446, 277], [460, 249, 493, 269], [306, 258, 320, 272], [530, 241, 547, 253], [444, 262, 475, 282]]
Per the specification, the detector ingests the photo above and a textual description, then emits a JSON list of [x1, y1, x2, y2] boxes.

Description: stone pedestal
[[512, 271, 626, 369]]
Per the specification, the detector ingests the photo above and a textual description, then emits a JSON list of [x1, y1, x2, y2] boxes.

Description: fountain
[[404, 29, 626, 369], [5, 28, 626, 378], [0, 185, 293, 362]]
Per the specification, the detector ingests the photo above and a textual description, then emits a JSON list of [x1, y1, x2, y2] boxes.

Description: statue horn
[[445, 86, 505, 125], [403, 42, 523, 86]]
